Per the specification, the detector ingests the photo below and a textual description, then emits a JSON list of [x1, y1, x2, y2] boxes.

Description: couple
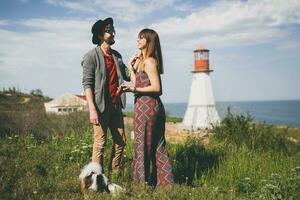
[[81, 17, 174, 187]]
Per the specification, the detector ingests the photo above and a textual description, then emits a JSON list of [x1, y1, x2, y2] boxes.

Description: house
[[44, 93, 88, 114]]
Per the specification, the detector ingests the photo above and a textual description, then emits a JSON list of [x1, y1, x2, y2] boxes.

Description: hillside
[[0, 91, 300, 199], [0, 90, 51, 111]]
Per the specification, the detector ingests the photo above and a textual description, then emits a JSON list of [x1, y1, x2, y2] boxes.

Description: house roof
[[76, 95, 87, 101], [44, 93, 87, 107]]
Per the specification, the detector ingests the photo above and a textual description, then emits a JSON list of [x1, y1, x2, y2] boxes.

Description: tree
[[30, 89, 43, 97]]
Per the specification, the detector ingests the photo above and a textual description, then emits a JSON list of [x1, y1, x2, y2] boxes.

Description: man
[[82, 17, 130, 173]]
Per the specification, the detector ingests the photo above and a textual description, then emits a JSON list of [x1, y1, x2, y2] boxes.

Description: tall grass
[[0, 93, 299, 199]]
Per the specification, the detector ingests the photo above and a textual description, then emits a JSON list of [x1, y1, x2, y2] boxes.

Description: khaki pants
[[92, 103, 125, 172]]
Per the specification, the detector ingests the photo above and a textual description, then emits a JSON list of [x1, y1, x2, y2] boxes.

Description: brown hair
[[138, 28, 164, 74]]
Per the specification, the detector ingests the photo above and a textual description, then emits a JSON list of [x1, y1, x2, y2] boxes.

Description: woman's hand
[[128, 51, 142, 71]]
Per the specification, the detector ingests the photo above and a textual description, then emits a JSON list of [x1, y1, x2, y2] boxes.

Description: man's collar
[[99, 45, 112, 57]]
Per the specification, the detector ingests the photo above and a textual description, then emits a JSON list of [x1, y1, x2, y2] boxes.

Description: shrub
[[212, 107, 298, 153]]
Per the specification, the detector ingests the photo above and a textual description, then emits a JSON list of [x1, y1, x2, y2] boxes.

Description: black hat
[[91, 17, 113, 45]]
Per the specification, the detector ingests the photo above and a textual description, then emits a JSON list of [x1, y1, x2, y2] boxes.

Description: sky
[[0, 0, 300, 103]]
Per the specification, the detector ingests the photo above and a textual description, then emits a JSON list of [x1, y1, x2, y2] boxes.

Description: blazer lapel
[[95, 46, 107, 76]]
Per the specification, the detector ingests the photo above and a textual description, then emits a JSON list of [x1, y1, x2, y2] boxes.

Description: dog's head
[[79, 162, 109, 192], [80, 172, 109, 191]]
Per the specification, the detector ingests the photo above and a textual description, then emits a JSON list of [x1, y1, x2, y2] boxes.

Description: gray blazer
[[81, 46, 130, 113]]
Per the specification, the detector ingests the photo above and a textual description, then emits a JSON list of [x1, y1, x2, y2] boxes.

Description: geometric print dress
[[132, 71, 174, 187]]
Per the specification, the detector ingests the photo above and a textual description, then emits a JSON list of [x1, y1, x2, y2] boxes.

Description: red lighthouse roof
[[194, 47, 209, 52]]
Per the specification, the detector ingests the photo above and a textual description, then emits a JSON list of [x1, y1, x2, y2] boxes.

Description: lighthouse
[[181, 47, 220, 130]]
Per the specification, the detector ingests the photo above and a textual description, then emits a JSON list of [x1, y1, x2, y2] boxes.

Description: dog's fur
[[79, 162, 124, 194]]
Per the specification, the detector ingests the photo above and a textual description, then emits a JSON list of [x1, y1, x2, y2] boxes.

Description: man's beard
[[106, 36, 115, 45]]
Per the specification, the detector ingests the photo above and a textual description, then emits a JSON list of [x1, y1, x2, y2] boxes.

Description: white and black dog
[[79, 162, 124, 194]]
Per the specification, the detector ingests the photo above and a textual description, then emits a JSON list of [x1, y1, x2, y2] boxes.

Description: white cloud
[[0, 18, 92, 97], [0, 17, 143, 98], [46, 0, 178, 22], [276, 38, 300, 50], [0, 20, 11, 26], [151, 0, 300, 47], [46, 0, 93, 12], [1, 0, 300, 101]]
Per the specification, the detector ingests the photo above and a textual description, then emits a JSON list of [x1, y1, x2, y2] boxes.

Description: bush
[[212, 107, 298, 153]]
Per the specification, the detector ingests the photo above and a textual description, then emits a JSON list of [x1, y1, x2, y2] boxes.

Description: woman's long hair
[[138, 28, 164, 74]]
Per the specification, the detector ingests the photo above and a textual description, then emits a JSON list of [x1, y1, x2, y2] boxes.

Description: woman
[[124, 28, 174, 187]]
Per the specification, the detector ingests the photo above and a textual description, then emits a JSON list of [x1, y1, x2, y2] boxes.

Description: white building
[[44, 93, 88, 114], [181, 48, 220, 130]]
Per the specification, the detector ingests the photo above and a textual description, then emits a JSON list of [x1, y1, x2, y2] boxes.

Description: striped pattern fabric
[[132, 71, 174, 187]]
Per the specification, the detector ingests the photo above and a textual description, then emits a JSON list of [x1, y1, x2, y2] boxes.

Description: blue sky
[[1, 0, 300, 103]]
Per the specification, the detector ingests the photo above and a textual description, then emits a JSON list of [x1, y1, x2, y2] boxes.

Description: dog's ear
[[81, 174, 93, 189]]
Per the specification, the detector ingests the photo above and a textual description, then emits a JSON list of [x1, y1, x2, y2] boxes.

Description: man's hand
[[122, 84, 136, 93], [89, 109, 99, 125]]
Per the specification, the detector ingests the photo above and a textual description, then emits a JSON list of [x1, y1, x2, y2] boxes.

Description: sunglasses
[[104, 27, 115, 35]]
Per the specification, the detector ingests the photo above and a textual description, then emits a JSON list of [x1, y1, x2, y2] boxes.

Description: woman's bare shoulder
[[144, 57, 157, 68]]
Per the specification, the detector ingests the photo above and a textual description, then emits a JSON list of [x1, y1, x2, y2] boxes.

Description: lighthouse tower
[[181, 47, 220, 130]]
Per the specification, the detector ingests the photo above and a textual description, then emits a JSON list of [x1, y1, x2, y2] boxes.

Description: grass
[[1, 127, 299, 199], [0, 90, 300, 199]]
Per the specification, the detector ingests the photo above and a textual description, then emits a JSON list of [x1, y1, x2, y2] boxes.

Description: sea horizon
[[124, 99, 300, 128]]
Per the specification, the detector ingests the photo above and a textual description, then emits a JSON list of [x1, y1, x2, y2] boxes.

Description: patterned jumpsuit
[[132, 71, 174, 187]]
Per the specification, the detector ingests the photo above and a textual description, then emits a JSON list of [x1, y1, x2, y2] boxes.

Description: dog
[[79, 162, 124, 194]]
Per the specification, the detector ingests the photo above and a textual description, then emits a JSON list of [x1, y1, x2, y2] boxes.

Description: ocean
[[124, 100, 300, 128]]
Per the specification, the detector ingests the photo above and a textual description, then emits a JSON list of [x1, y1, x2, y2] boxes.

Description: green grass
[[1, 127, 299, 199], [0, 91, 299, 199]]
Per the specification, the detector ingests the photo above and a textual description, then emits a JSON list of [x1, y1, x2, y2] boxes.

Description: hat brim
[[92, 34, 98, 45]]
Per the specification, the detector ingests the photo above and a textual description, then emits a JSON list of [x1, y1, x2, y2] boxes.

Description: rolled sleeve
[[123, 63, 131, 81], [82, 54, 95, 90]]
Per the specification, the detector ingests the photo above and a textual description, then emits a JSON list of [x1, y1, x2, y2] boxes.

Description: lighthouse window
[[195, 51, 209, 59], [201, 52, 209, 59]]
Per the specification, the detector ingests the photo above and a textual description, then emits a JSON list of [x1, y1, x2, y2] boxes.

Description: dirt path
[[165, 122, 212, 144], [21, 97, 31, 104]]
